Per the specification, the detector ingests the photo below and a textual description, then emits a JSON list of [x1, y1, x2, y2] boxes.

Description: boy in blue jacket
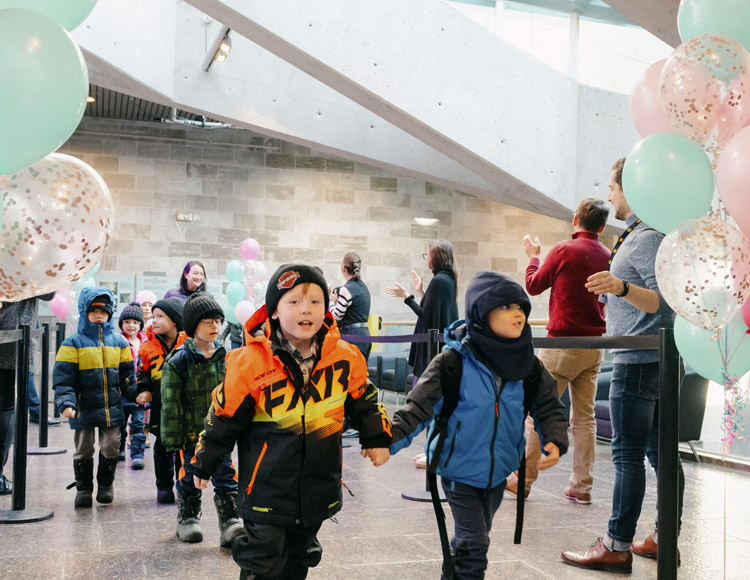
[[390, 271, 569, 579], [54, 287, 136, 508]]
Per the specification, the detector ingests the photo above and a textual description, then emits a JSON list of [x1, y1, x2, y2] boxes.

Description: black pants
[[0, 369, 15, 476], [234, 520, 322, 580]]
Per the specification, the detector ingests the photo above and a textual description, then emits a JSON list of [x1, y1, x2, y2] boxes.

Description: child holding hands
[[192, 264, 391, 579], [390, 271, 569, 580]]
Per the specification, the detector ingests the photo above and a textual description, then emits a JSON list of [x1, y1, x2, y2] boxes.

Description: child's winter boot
[[96, 452, 118, 504], [176, 494, 203, 542], [214, 490, 245, 548], [70, 458, 94, 508]]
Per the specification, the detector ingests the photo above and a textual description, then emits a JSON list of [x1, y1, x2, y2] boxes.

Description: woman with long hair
[[330, 252, 372, 360], [164, 261, 211, 303], [386, 240, 459, 379]]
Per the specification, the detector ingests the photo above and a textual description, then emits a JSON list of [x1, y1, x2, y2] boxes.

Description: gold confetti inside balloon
[[655, 217, 750, 331], [0, 153, 114, 302], [660, 33, 750, 159]]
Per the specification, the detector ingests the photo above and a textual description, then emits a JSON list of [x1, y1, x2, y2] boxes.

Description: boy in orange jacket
[[135, 297, 186, 504], [193, 264, 391, 579]]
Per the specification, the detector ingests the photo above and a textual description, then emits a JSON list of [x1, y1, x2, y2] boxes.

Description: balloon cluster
[[0, 3, 103, 304], [630, 1, 750, 455], [223, 238, 267, 327]]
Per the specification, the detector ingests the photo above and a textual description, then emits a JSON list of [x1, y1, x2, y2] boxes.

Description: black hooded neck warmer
[[464, 270, 535, 381]]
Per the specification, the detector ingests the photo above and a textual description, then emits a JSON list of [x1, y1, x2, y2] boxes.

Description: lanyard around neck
[[607, 219, 641, 270]]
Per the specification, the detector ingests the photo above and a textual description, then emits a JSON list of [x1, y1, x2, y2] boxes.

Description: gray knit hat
[[118, 302, 144, 330]]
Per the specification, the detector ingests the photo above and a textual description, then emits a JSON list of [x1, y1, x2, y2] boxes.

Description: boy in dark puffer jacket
[[161, 293, 244, 548], [54, 287, 136, 507], [390, 271, 569, 580]]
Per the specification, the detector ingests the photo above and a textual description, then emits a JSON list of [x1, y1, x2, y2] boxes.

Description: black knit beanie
[[118, 302, 144, 330], [265, 264, 329, 316], [183, 292, 224, 338], [88, 293, 113, 321], [152, 298, 184, 332]]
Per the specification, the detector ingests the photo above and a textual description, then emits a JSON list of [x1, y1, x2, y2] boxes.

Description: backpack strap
[[426, 348, 462, 580], [514, 356, 542, 544]]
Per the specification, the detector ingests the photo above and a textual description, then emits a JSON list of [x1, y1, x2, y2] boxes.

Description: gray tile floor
[[2, 409, 750, 580]]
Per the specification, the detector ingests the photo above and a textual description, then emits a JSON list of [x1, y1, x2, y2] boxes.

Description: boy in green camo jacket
[[161, 292, 244, 548]]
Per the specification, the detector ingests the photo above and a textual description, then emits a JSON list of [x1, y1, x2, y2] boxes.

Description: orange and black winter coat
[[192, 306, 392, 527], [136, 326, 187, 429]]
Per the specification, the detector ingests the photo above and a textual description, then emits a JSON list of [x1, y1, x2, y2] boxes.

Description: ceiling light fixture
[[201, 26, 232, 71], [414, 217, 439, 226]]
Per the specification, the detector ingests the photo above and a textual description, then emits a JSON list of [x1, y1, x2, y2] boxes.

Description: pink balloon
[[630, 60, 676, 138], [49, 289, 72, 320], [240, 238, 260, 260], [716, 126, 750, 237], [234, 300, 255, 326]]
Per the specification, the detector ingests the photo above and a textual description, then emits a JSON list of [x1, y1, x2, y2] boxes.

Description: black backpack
[[426, 348, 542, 580]]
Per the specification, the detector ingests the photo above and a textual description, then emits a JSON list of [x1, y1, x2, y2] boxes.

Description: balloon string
[[720, 369, 747, 458]]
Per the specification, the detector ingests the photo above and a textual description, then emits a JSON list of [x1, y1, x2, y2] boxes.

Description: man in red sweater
[[506, 197, 610, 503]]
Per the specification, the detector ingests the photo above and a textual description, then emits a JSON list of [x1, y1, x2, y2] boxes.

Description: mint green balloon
[[675, 314, 750, 383], [678, 0, 750, 54], [224, 302, 239, 325], [0, 0, 96, 31], [226, 281, 246, 306], [0, 9, 88, 175], [622, 133, 714, 234], [225, 260, 244, 283]]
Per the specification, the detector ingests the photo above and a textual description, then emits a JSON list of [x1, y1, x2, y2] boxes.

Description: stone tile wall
[[60, 118, 614, 323]]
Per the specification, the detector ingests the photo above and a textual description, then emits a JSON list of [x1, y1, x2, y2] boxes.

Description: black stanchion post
[[402, 329, 446, 503], [28, 324, 66, 455], [0, 324, 54, 523], [52, 323, 66, 419], [12, 324, 30, 511], [38, 325, 49, 446], [657, 328, 679, 580]]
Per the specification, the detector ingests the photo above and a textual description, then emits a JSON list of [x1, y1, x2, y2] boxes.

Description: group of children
[[52, 263, 569, 580]]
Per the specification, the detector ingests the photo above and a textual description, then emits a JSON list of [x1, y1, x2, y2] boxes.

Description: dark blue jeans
[[176, 446, 237, 498], [441, 477, 506, 580], [607, 362, 685, 550], [119, 403, 146, 460]]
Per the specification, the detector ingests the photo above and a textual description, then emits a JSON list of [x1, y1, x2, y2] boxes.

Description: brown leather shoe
[[631, 534, 681, 566], [505, 476, 529, 500], [563, 486, 592, 505], [561, 538, 633, 573]]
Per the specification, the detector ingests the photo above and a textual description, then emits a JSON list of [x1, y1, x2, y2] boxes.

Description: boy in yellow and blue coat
[[54, 287, 136, 508]]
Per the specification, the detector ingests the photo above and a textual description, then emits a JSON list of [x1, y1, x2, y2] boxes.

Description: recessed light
[[414, 217, 438, 226]]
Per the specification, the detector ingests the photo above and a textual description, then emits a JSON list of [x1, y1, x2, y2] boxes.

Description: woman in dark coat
[[386, 240, 459, 379]]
